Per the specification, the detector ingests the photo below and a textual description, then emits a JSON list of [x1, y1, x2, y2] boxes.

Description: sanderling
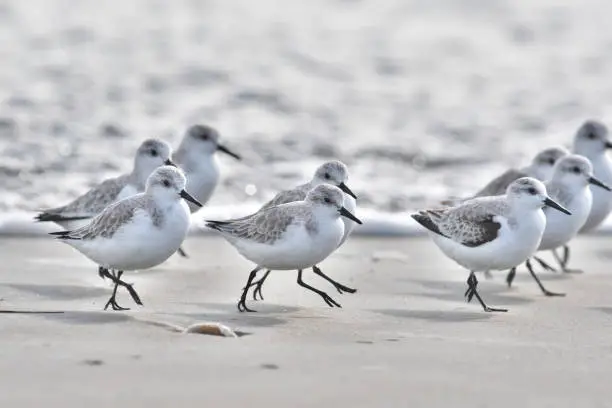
[[442, 146, 568, 279], [573, 121, 612, 231], [172, 124, 241, 257], [50, 166, 202, 310], [242, 160, 358, 303], [206, 184, 362, 312], [412, 177, 571, 312], [506, 155, 611, 294], [553, 121, 612, 270], [443, 146, 569, 206], [36, 139, 174, 231]]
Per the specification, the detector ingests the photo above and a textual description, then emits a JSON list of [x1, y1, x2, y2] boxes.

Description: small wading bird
[[172, 124, 241, 258], [552, 120, 612, 272], [51, 166, 202, 310], [206, 184, 362, 312], [243, 161, 358, 304], [506, 155, 610, 294], [412, 177, 571, 312], [35, 139, 175, 231]]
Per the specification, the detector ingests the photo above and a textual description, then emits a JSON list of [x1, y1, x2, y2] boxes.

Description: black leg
[[99, 268, 143, 306], [562, 245, 570, 267], [114, 270, 143, 305], [98, 266, 117, 280], [551, 248, 583, 274], [525, 259, 565, 297], [464, 271, 508, 312], [297, 270, 341, 308], [312, 265, 357, 294], [506, 267, 517, 288], [103, 270, 129, 311], [246, 270, 271, 301], [177, 246, 189, 258], [238, 267, 260, 312], [533, 255, 558, 272]]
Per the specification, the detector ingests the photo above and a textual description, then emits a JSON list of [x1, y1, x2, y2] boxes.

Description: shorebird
[[36, 139, 174, 231], [243, 160, 358, 302], [206, 184, 362, 312], [172, 124, 241, 257], [412, 177, 571, 312], [506, 155, 610, 294], [552, 120, 612, 271], [51, 166, 202, 310]]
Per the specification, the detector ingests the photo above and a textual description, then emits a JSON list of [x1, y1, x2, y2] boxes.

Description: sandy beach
[[0, 235, 611, 407]]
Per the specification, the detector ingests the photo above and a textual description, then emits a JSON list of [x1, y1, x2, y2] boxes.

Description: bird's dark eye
[[323, 197, 331, 203], [572, 166, 581, 174], [527, 187, 537, 195], [200, 133, 209, 141], [162, 179, 170, 188], [587, 132, 596, 140], [151, 149, 159, 157], [547, 158, 555, 165], [324, 173, 330, 180]]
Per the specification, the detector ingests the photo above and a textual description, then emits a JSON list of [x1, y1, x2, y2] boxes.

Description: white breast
[[183, 156, 220, 213], [338, 193, 357, 247], [581, 155, 612, 232], [540, 189, 591, 250]]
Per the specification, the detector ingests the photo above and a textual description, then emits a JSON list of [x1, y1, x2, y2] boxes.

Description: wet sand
[[0, 235, 611, 407]]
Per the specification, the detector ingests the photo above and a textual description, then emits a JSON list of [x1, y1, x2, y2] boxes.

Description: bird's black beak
[[338, 182, 357, 199], [339, 207, 362, 224], [589, 176, 612, 191], [543, 197, 571, 215], [180, 190, 202, 207], [217, 144, 241, 160], [605, 141, 612, 149], [164, 159, 177, 167]]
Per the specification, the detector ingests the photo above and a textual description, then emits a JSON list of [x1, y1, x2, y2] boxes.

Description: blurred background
[[0, 0, 610, 232]]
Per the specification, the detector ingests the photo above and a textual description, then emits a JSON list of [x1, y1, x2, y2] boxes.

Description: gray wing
[[412, 200, 502, 247], [51, 195, 143, 240], [206, 206, 300, 244], [37, 175, 129, 221], [472, 169, 526, 198], [260, 186, 309, 210]]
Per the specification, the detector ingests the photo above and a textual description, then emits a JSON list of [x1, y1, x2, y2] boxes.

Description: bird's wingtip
[[48, 230, 79, 240], [204, 220, 222, 231]]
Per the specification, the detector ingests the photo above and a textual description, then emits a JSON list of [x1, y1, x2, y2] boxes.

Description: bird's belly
[[76, 208, 190, 271], [432, 215, 544, 271], [234, 224, 343, 270]]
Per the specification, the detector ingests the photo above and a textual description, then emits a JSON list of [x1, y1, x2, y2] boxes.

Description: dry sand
[[0, 235, 611, 407]]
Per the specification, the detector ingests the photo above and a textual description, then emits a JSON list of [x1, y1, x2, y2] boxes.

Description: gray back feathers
[[41, 175, 131, 218], [54, 194, 161, 240], [207, 204, 315, 244], [412, 197, 508, 247]]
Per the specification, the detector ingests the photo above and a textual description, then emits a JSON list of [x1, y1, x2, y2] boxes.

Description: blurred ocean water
[[2, 0, 612, 234]]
